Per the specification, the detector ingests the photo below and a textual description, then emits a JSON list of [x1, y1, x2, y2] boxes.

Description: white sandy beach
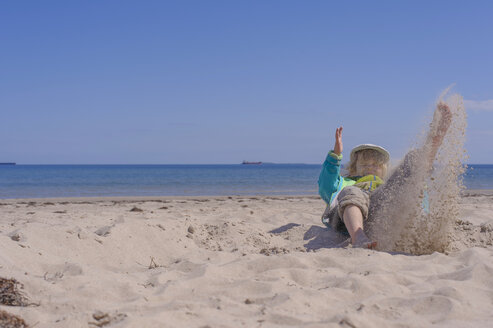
[[1, 192, 493, 327]]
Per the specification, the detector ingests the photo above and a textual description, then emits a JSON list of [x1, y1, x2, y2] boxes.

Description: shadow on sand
[[269, 223, 350, 251], [269, 223, 416, 255]]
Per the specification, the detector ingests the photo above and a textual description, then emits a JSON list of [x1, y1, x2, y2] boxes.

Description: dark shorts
[[322, 186, 371, 234]]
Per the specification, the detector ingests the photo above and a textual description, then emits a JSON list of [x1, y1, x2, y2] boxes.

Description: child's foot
[[353, 239, 377, 249], [352, 231, 377, 249]]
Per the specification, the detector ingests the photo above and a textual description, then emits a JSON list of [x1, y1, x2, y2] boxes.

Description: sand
[[1, 193, 493, 327]]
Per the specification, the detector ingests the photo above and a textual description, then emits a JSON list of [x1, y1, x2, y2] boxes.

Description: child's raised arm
[[334, 126, 343, 155]]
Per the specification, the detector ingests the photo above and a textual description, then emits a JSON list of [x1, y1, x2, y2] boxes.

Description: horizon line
[[2, 162, 491, 166]]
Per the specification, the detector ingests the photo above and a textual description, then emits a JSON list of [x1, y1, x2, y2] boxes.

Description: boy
[[318, 103, 452, 249]]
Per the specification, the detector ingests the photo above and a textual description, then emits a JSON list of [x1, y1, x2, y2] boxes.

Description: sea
[[0, 164, 492, 199]]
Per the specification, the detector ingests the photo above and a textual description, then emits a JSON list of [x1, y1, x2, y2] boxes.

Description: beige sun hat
[[350, 144, 390, 163]]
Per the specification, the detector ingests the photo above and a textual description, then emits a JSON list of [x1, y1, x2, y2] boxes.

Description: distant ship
[[242, 161, 262, 165], [0, 162, 16, 165]]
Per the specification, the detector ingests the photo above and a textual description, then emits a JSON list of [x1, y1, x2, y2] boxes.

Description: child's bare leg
[[343, 205, 377, 249]]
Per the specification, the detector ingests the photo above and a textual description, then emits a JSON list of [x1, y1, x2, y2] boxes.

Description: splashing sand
[[369, 92, 467, 255]]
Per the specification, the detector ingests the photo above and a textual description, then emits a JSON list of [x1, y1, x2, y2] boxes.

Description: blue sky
[[1, 1, 492, 164]]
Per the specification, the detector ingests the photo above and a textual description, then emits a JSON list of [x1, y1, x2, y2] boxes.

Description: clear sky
[[1, 1, 492, 164]]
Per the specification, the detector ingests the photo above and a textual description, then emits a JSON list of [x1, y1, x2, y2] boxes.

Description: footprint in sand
[[94, 218, 124, 237], [94, 226, 113, 237], [8, 230, 26, 243], [43, 262, 83, 283]]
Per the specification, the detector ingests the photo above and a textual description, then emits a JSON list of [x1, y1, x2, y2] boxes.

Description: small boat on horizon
[[242, 161, 262, 165]]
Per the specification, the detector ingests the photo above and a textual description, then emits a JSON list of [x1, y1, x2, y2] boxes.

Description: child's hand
[[334, 126, 343, 155]]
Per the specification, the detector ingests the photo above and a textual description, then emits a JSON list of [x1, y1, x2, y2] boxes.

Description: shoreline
[[1, 188, 492, 203], [0, 194, 322, 203]]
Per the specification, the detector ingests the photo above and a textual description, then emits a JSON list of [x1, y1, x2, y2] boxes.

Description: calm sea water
[[0, 164, 492, 199]]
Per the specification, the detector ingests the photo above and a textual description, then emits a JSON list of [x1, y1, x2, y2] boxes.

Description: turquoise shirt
[[318, 151, 355, 205]]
